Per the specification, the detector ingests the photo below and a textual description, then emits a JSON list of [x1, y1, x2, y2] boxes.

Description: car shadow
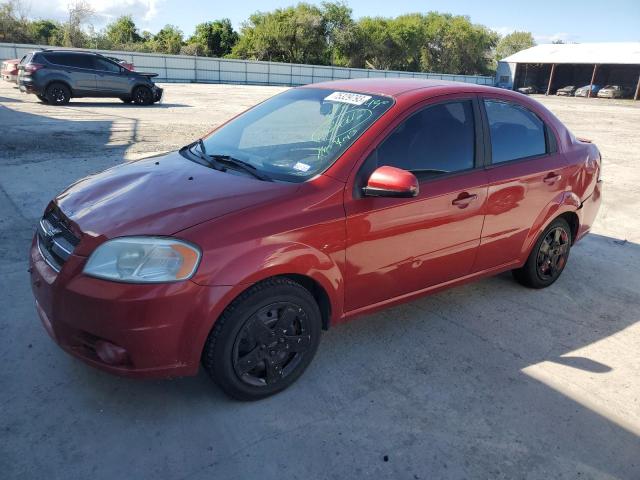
[[30, 232, 638, 478], [64, 101, 191, 108]]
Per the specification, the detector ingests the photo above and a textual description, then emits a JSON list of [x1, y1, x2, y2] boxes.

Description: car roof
[[39, 49, 99, 56], [304, 78, 502, 98]]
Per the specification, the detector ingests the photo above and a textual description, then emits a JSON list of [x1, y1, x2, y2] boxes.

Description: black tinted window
[[45, 53, 93, 69], [485, 100, 546, 163], [376, 100, 475, 177], [93, 57, 121, 73]]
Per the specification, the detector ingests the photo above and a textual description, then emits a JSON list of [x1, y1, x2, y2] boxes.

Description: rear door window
[[484, 100, 547, 163], [45, 53, 93, 69]]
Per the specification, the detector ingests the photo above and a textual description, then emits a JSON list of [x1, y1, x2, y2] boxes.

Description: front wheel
[[132, 86, 153, 105], [202, 278, 322, 400], [512, 217, 572, 288]]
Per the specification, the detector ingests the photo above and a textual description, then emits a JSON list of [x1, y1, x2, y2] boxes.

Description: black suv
[[18, 50, 163, 105]]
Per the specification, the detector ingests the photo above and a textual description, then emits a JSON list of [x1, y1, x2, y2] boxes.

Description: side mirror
[[362, 166, 419, 198]]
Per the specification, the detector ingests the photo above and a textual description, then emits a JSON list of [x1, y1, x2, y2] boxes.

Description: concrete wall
[[0, 42, 495, 87]]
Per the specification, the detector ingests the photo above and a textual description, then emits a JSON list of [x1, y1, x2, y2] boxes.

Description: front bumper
[[29, 235, 232, 378], [153, 86, 163, 102]]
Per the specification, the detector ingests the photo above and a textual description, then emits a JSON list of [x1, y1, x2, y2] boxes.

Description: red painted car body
[[29, 79, 602, 378], [2, 58, 20, 83]]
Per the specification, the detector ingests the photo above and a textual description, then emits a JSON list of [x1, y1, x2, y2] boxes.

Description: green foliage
[[0, 0, 519, 75], [188, 19, 237, 57], [27, 20, 62, 44], [105, 15, 141, 46], [496, 31, 536, 60], [152, 25, 184, 54], [232, 3, 330, 64]]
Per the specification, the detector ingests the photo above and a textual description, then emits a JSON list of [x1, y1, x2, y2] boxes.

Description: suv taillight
[[24, 63, 44, 74]]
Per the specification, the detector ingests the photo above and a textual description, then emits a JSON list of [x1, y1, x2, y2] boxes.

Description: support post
[[588, 64, 598, 98], [634, 73, 640, 101], [546, 63, 556, 95]]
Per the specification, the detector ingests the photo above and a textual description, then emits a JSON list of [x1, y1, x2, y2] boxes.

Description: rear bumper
[[2, 73, 17, 83], [29, 235, 233, 378], [576, 180, 603, 242]]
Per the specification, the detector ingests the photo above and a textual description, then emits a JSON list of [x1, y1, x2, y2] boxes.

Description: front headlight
[[83, 237, 201, 283]]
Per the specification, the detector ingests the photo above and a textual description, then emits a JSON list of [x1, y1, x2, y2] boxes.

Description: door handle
[[452, 193, 477, 208], [543, 173, 562, 184]]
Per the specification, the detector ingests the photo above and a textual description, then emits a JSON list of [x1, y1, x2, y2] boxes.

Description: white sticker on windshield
[[324, 91, 372, 105], [293, 162, 311, 172]]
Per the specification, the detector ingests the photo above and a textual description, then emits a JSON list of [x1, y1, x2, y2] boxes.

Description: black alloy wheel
[[536, 226, 570, 281], [45, 83, 70, 105], [132, 86, 153, 105], [233, 302, 312, 387], [512, 217, 572, 289], [202, 277, 322, 400]]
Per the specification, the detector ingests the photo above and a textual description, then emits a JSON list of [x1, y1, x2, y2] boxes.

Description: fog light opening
[[95, 340, 129, 366]]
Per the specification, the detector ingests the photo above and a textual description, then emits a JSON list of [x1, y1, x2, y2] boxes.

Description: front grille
[[37, 208, 80, 272]]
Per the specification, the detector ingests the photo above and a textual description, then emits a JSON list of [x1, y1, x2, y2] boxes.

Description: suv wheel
[[132, 86, 153, 105], [45, 83, 71, 105], [512, 217, 572, 288], [119, 97, 132, 104], [36, 94, 48, 103], [202, 277, 322, 400]]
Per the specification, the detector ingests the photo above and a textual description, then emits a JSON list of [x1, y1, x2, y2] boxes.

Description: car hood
[[55, 151, 298, 254]]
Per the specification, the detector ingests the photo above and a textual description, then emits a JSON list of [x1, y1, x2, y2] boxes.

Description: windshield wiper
[[208, 154, 273, 182], [187, 138, 227, 172]]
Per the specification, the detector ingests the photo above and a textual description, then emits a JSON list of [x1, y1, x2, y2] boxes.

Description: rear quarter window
[[484, 100, 547, 163]]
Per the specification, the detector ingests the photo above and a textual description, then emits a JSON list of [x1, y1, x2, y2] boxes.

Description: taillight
[[24, 63, 44, 74]]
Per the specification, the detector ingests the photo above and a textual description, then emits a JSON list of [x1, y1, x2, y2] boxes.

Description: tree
[[189, 19, 238, 57], [153, 24, 183, 54], [232, 3, 329, 64], [0, 0, 31, 42], [28, 19, 61, 44], [496, 31, 535, 60], [63, 1, 94, 47], [105, 15, 140, 46]]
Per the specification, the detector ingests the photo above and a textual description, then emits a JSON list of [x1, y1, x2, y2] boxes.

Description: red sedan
[[29, 79, 602, 400], [2, 58, 20, 83]]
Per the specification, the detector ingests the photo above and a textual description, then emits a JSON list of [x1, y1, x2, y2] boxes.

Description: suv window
[[484, 100, 547, 163], [93, 57, 121, 73], [376, 100, 476, 177], [44, 52, 93, 69]]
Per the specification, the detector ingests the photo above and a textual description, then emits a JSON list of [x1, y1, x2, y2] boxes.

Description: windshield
[[199, 88, 393, 182]]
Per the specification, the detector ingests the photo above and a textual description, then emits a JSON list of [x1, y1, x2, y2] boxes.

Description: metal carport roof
[[501, 42, 640, 65]]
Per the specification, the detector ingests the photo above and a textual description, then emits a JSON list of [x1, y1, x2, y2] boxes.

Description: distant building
[[495, 42, 640, 99]]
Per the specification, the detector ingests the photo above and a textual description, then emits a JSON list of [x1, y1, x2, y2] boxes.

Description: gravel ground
[[1, 82, 639, 480]]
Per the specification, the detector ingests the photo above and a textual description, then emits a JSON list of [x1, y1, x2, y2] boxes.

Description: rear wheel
[[512, 218, 572, 288], [202, 277, 322, 400], [45, 83, 70, 105], [132, 86, 153, 105]]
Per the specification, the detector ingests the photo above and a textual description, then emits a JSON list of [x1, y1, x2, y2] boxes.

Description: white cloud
[[23, 0, 162, 27], [534, 32, 578, 44]]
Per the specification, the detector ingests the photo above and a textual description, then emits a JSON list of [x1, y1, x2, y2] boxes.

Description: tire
[[119, 97, 132, 104], [202, 277, 322, 401], [36, 94, 48, 103], [45, 82, 71, 105], [512, 217, 572, 289], [132, 86, 153, 105]]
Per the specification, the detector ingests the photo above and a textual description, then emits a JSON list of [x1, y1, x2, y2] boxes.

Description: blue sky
[[31, 0, 640, 43]]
